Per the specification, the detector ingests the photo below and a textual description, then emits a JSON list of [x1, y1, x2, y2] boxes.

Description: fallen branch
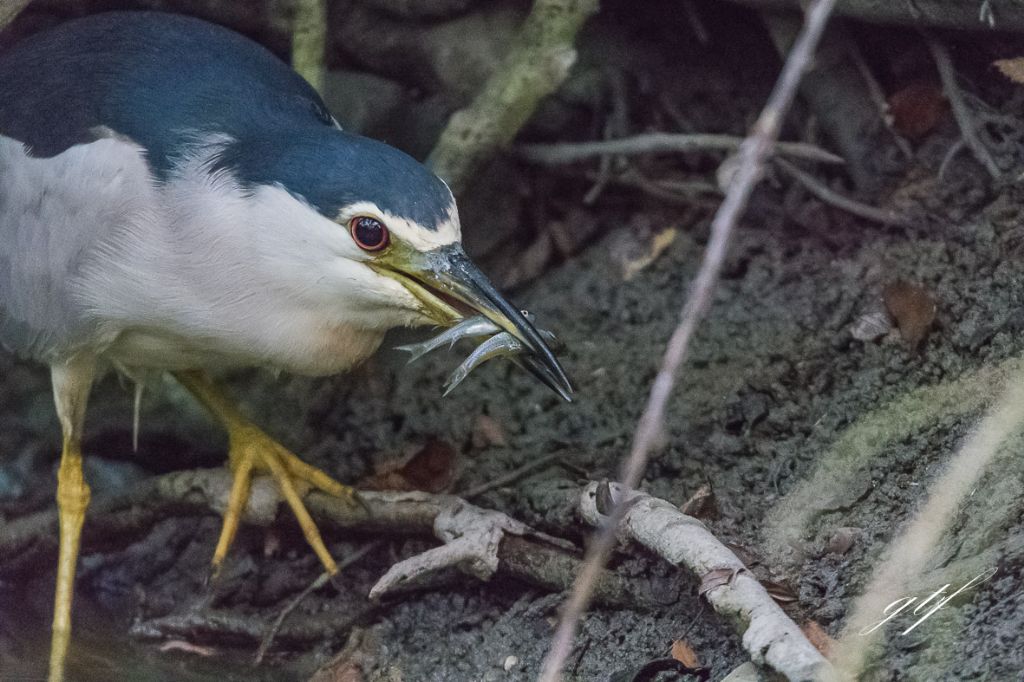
[[517, 133, 845, 166], [0, 468, 648, 609], [581, 482, 832, 681], [538, 0, 840, 678], [427, 0, 599, 194]]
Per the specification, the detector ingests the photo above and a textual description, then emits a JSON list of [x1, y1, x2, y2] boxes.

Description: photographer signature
[[860, 568, 998, 636]]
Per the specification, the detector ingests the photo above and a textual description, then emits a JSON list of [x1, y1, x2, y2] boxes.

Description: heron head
[[208, 127, 572, 397]]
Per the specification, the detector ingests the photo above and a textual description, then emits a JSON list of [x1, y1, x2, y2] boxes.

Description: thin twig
[[938, 137, 967, 181], [537, 0, 840, 679], [518, 132, 845, 166], [254, 542, 380, 665], [926, 36, 1001, 179], [847, 42, 914, 160], [774, 157, 912, 226], [460, 452, 563, 499]]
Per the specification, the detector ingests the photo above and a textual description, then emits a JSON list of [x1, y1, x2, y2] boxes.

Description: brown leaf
[[670, 639, 701, 668], [801, 620, 837, 659], [699, 567, 742, 596], [471, 414, 508, 449], [994, 57, 1024, 84], [763, 579, 799, 604], [360, 439, 456, 493], [883, 280, 937, 350], [723, 542, 758, 568], [680, 483, 719, 520], [887, 82, 948, 139]]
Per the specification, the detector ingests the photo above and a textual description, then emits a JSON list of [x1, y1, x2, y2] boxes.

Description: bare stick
[[460, 451, 562, 499], [0, 0, 31, 30], [518, 132, 845, 166], [254, 542, 380, 665], [427, 0, 599, 194], [291, 0, 327, 93], [580, 483, 831, 680], [926, 36, 1001, 179], [847, 42, 913, 161], [774, 157, 912, 226], [537, 0, 840, 679]]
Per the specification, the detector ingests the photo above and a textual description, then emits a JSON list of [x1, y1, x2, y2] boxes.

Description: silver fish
[[443, 331, 524, 396], [396, 315, 500, 362]]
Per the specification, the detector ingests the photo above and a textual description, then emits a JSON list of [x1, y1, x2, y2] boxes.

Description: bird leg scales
[[173, 371, 355, 578], [48, 357, 97, 682]]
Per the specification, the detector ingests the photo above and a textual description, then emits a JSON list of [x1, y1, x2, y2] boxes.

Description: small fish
[[396, 315, 500, 362], [443, 331, 524, 396]]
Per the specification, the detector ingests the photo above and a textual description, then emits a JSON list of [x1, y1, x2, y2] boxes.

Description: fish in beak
[[371, 243, 574, 401]]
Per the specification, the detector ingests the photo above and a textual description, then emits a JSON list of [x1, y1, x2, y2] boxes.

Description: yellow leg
[[48, 357, 96, 682], [173, 371, 356, 579]]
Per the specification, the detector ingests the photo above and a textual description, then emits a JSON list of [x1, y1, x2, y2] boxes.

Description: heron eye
[[350, 216, 389, 251]]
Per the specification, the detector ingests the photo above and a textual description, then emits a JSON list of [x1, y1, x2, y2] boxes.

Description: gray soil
[[4, 6, 1024, 682]]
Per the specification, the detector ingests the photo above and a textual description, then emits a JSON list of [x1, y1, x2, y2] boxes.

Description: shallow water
[[0, 582, 288, 682]]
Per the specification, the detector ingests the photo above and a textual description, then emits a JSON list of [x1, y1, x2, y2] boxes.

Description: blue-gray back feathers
[[0, 11, 453, 227]]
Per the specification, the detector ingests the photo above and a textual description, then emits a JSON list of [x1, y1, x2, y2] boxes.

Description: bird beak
[[370, 243, 574, 401]]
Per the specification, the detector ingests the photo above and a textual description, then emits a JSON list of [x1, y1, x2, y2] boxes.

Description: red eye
[[350, 216, 389, 251]]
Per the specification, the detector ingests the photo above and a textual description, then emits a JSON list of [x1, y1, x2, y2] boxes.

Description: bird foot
[[211, 422, 357, 579]]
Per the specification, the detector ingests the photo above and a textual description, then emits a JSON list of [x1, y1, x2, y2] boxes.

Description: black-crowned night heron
[[0, 11, 571, 680]]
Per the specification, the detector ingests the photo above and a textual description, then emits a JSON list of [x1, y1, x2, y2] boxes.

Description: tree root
[[0, 468, 651, 611], [426, 0, 599, 194]]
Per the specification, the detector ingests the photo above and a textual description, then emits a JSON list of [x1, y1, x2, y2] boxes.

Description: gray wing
[[0, 134, 155, 362]]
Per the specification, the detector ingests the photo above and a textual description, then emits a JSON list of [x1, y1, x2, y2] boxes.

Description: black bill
[[386, 243, 574, 402]]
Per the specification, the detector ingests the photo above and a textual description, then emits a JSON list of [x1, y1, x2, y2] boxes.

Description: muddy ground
[[4, 3, 1024, 681]]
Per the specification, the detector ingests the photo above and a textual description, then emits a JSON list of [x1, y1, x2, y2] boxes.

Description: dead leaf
[[626, 227, 677, 281], [609, 224, 679, 281], [699, 567, 742, 596], [471, 414, 508, 449], [801, 620, 837, 659], [680, 483, 719, 520], [670, 639, 701, 668], [887, 82, 948, 139], [826, 526, 861, 555], [850, 309, 894, 342], [763, 579, 799, 604], [360, 439, 456, 493], [994, 57, 1024, 84], [723, 542, 758, 569], [883, 280, 937, 350]]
